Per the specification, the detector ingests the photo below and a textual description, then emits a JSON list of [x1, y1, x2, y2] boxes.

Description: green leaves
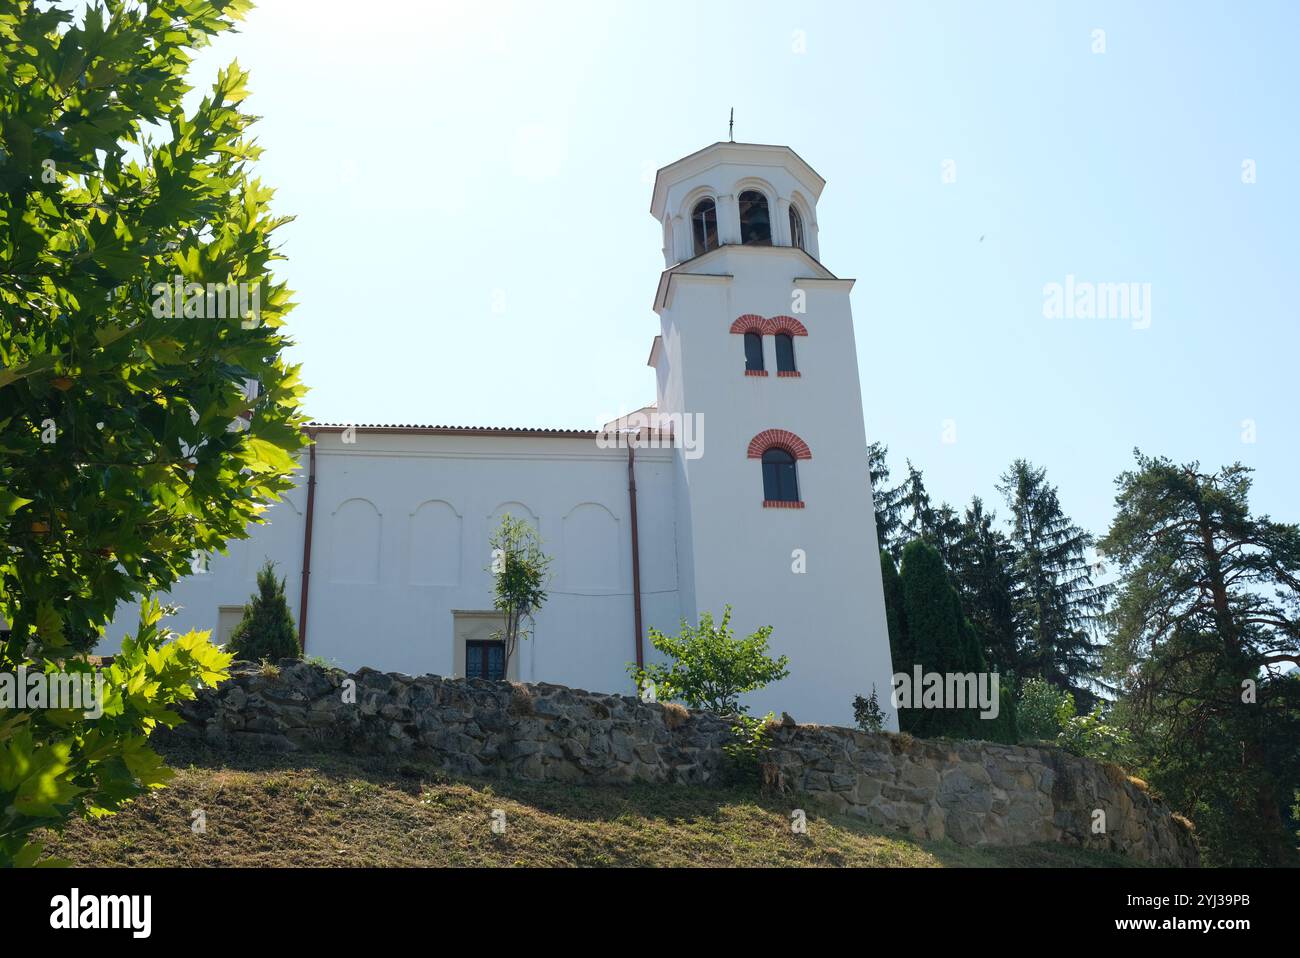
[[0, 490, 32, 516], [629, 606, 789, 716], [0, 602, 232, 864], [0, 0, 298, 866], [488, 515, 553, 671]]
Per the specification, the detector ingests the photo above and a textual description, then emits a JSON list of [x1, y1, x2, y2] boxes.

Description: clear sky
[[175, 0, 1298, 544]]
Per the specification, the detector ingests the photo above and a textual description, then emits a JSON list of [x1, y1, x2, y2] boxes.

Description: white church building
[[101, 140, 898, 729]]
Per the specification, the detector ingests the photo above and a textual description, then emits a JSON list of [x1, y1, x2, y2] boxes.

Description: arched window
[[761, 448, 799, 503], [788, 205, 805, 251], [743, 332, 764, 372], [774, 333, 796, 373], [738, 190, 772, 246], [691, 199, 718, 256]]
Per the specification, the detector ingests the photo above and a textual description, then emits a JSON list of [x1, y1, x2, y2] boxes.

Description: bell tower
[[646, 141, 897, 729]]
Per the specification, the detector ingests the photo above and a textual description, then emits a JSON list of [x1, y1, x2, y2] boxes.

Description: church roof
[[650, 141, 825, 219], [306, 422, 598, 438]]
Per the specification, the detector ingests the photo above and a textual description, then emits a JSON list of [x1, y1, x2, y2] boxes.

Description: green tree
[[0, 0, 304, 865], [487, 514, 552, 676], [629, 606, 789, 715], [896, 460, 937, 547], [950, 497, 1021, 674], [897, 540, 990, 738], [227, 560, 298, 661], [867, 441, 903, 555], [1100, 452, 1300, 865], [998, 460, 1108, 701], [879, 548, 909, 675]]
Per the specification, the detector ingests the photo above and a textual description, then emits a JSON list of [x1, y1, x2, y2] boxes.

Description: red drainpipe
[[297, 431, 318, 653], [627, 439, 644, 669]]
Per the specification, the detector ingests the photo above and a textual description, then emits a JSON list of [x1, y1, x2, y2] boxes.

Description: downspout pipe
[[297, 430, 318, 653], [627, 438, 645, 670]]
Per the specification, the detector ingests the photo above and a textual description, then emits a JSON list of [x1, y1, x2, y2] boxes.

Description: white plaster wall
[[654, 245, 898, 730], [98, 434, 681, 697]]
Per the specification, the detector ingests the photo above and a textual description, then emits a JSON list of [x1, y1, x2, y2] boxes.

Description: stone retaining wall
[[168, 661, 1197, 866]]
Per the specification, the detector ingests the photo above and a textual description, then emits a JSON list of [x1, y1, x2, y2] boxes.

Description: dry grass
[[661, 702, 689, 729], [40, 742, 1143, 868]]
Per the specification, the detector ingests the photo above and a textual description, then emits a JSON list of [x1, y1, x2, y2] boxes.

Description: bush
[[722, 712, 778, 785], [628, 606, 789, 716], [227, 561, 299, 662], [852, 687, 887, 732], [1017, 677, 1073, 740], [1058, 705, 1131, 763]]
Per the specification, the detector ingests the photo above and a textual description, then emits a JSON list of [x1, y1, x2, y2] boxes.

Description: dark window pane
[[466, 640, 506, 680], [744, 332, 764, 371], [691, 199, 718, 255], [739, 190, 771, 246], [761, 448, 799, 502], [775, 333, 796, 372], [788, 206, 804, 250]]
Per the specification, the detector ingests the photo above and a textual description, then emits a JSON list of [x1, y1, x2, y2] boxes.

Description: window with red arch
[[730, 315, 807, 378], [747, 430, 811, 507]]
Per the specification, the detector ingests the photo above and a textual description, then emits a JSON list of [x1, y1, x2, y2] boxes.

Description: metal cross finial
[[728, 108, 734, 142]]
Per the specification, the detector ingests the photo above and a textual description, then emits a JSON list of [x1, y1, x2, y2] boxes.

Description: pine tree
[[898, 540, 988, 738], [897, 460, 936, 547], [227, 560, 300, 662], [867, 442, 904, 556], [930, 502, 964, 569], [997, 460, 1108, 699], [950, 497, 1021, 674], [1101, 452, 1300, 865], [879, 549, 908, 675]]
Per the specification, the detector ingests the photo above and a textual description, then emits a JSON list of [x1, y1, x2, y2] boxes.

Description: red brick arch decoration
[[746, 429, 812, 460]]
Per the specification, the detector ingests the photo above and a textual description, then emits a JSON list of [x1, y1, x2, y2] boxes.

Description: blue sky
[[178, 0, 1298, 544]]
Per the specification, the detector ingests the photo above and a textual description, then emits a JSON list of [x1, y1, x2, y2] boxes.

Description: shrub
[[1017, 676, 1073, 740], [628, 606, 789, 716], [722, 711, 779, 787], [227, 561, 300, 662], [852, 686, 887, 732], [1058, 704, 1131, 763]]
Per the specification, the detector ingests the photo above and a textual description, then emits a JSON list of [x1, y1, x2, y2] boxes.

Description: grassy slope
[[44, 743, 1141, 868]]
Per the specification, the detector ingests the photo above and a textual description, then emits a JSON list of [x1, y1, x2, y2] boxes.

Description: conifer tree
[[898, 540, 988, 737], [897, 460, 936, 546], [867, 442, 904, 556], [997, 460, 1108, 699], [1101, 452, 1300, 865], [951, 497, 1021, 674], [227, 560, 300, 661], [879, 549, 908, 674], [930, 502, 964, 569]]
